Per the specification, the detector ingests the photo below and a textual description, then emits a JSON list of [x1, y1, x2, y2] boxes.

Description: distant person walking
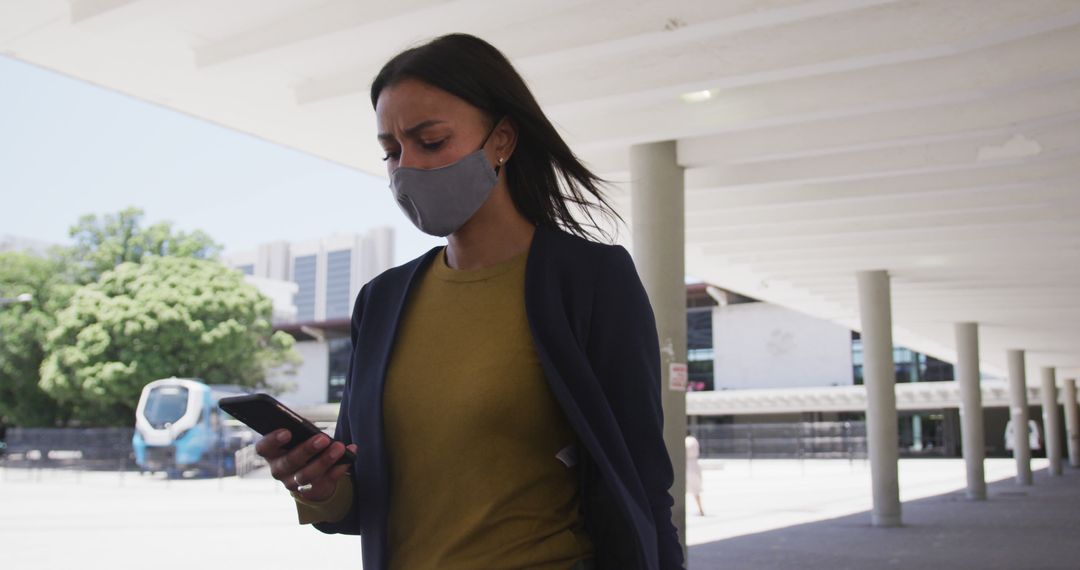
[[254, 33, 683, 570], [686, 433, 705, 517]]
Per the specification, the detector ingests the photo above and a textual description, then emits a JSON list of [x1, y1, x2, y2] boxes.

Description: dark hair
[[370, 33, 622, 242]]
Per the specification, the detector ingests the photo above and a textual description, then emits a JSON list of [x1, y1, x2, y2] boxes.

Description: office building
[[222, 227, 394, 406]]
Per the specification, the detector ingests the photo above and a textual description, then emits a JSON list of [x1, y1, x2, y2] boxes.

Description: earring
[[498, 157, 504, 164]]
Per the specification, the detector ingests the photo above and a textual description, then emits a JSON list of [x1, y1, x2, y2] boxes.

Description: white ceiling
[[3, 0, 1079, 379]]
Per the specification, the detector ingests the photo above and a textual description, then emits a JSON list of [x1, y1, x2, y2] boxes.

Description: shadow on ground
[[688, 467, 1080, 570]]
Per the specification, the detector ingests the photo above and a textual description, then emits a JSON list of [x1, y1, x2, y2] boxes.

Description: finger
[[282, 473, 302, 493], [278, 433, 331, 479], [326, 461, 352, 483], [294, 441, 346, 486], [325, 444, 357, 482], [255, 429, 291, 459]]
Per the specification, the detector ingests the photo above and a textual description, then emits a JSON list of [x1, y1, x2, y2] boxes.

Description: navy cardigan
[[313, 224, 684, 570]]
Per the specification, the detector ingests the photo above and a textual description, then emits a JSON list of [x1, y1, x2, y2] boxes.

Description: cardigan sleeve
[[311, 283, 369, 536], [292, 473, 354, 524], [586, 245, 685, 569]]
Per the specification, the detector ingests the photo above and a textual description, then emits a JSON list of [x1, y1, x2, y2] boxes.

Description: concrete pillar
[[1041, 367, 1063, 476], [954, 322, 986, 499], [1064, 379, 1080, 468], [911, 415, 923, 452], [1006, 349, 1032, 485], [630, 140, 686, 557], [856, 270, 901, 527]]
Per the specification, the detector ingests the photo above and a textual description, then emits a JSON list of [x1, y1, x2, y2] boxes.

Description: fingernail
[[313, 436, 329, 449], [277, 431, 290, 443], [330, 444, 344, 458]]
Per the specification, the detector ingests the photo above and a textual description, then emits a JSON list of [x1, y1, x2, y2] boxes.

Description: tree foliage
[[0, 207, 295, 427], [66, 207, 222, 284], [0, 253, 75, 426], [40, 256, 298, 426]]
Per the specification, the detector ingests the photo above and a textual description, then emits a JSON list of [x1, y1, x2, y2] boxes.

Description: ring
[[293, 474, 312, 493]]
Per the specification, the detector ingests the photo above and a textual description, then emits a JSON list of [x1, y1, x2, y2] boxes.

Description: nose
[[396, 149, 416, 170]]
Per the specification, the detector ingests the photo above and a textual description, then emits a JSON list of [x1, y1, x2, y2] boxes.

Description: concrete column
[[1063, 379, 1080, 468], [630, 140, 686, 557], [1041, 367, 1063, 476], [911, 415, 923, 452], [856, 270, 901, 527], [1006, 349, 1032, 485], [954, 322, 986, 499]]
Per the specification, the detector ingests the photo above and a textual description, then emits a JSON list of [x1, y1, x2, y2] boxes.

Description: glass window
[[687, 308, 713, 350], [852, 333, 956, 384], [688, 359, 714, 391], [920, 354, 955, 382], [143, 386, 189, 428], [293, 255, 317, 322], [327, 337, 352, 403], [686, 307, 714, 391], [325, 249, 352, 319]]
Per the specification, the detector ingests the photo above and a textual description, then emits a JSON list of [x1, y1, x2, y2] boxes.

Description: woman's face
[[375, 78, 506, 175]]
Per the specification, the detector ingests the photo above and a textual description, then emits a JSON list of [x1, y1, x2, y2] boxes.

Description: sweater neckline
[[430, 246, 528, 282]]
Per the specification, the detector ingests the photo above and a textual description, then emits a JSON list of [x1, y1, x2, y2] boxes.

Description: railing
[[691, 421, 868, 460], [0, 427, 249, 481], [234, 443, 269, 477], [1, 427, 136, 468]]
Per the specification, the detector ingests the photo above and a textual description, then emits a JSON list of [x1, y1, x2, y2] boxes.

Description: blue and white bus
[[133, 377, 255, 478]]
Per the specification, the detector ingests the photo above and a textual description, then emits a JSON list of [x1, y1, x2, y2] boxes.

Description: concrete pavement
[[2, 458, 1077, 569], [689, 459, 1079, 569]]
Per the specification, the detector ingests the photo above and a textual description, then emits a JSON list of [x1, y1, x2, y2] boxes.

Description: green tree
[[40, 256, 298, 426], [0, 253, 75, 426], [66, 207, 222, 284]]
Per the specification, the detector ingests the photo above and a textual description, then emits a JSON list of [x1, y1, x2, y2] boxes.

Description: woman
[[254, 33, 683, 570]]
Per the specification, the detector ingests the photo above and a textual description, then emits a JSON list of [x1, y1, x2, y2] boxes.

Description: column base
[[965, 489, 987, 501], [871, 512, 902, 527]]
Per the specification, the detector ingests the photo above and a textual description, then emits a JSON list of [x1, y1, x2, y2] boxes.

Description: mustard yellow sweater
[[294, 246, 593, 569]]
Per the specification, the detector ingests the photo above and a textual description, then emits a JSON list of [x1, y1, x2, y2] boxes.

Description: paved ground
[[1, 458, 1075, 569], [0, 467, 362, 570], [687, 457, 1044, 545], [690, 458, 1080, 570]]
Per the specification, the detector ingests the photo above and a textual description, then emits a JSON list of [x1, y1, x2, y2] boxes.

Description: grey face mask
[[389, 120, 503, 237]]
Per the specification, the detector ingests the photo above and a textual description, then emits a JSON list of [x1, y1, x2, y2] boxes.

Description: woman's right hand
[[255, 429, 357, 502]]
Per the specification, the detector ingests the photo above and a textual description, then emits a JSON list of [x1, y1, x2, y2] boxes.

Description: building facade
[[222, 228, 394, 407], [687, 283, 977, 458]]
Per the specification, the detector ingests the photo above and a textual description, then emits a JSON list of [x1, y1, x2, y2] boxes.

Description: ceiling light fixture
[[680, 89, 712, 104]]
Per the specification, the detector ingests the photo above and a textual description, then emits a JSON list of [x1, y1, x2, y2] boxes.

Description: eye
[[381, 150, 399, 162], [420, 139, 446, 151]]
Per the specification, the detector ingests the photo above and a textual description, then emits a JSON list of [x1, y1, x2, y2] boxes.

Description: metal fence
[[690, 421, 868, 459], [0, 427, 259, 480], [2, 422, 865, 480], [1, 427, 137, 469]]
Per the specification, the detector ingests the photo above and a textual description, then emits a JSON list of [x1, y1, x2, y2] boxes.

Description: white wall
[[269, 340, 329, 407], [243, 276, 298, 323], [712, 302, 853, 390]]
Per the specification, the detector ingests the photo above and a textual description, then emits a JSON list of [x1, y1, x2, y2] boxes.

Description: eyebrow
[[377, 119, 447, 142]]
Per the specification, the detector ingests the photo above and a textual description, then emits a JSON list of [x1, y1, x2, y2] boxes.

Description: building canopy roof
[[4, 0, 1079, 377]]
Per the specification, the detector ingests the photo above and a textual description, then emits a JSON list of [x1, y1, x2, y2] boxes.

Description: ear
[[492, 117, 518, 168]]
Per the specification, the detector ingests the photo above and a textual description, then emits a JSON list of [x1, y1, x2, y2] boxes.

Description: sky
[[0, 56, 442, 265]]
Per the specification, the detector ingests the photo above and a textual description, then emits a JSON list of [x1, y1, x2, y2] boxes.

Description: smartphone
[[218, 393, 355, 467]]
